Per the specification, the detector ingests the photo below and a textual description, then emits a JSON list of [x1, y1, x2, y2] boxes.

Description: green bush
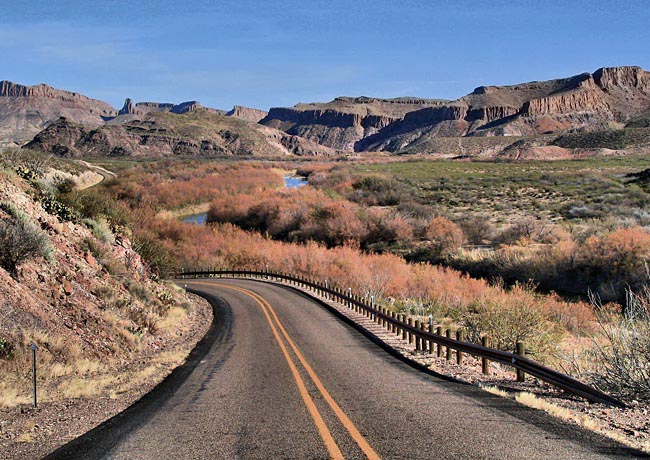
[[40, 192, 77, 222], [0, 213, 53, 278], [461, 285, 561, 359], [0, 336, 15, 360]]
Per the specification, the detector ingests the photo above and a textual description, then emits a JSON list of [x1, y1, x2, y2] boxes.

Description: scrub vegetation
[[44, 154, 650, 400]]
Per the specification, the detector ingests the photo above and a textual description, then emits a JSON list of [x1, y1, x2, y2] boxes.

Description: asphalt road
[[45, 279, 647, 460]]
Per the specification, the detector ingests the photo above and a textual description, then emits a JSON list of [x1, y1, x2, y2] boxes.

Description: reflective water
[[183, 176, 307, 224]]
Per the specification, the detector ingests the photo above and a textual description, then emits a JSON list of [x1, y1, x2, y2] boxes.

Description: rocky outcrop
[[118, 98, 203, 116], [0, 81, 117, 146], [25, 110, 334, 158], [594, 66, 650, 92], [523, 88, 608, 116], [226, 105, 268, 123], [171, 101, 202, 114], [261, 66, 650, 153]]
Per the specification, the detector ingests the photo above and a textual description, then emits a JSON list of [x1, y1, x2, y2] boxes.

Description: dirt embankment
[[0, 164, 212, 459]]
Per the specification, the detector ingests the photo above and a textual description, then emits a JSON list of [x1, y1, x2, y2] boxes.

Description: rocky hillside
[[261, 66, 650, 152], [0, 81, 116, 147], [24, 109, 333, 157], [0, 151, 212, 456]]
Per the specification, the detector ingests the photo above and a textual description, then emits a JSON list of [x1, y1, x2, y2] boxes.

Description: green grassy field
[[354, 156, 650, 223]]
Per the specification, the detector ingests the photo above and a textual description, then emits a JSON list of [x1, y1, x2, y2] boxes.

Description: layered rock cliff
[[262, 66, 650, 152], [117, 98, 220, 116], [226, 105, 268, 123], [0, 81, 117, 146], [260, 97, 447, 151]]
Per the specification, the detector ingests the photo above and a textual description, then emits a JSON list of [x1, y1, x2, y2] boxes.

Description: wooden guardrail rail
[[177, 269, 626, 408]]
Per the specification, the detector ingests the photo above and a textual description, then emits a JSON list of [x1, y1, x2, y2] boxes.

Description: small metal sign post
[[31, 343, 37, 408]]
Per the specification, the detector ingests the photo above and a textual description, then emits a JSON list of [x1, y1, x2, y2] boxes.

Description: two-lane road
[[46, 279, 646, 459]]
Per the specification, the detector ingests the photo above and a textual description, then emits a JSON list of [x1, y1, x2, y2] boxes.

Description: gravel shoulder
[[0, 292, 212, 460]]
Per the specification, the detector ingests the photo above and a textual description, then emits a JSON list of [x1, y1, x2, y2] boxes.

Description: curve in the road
[[44, 278, 648, 460], [215, 282, 380, 460]]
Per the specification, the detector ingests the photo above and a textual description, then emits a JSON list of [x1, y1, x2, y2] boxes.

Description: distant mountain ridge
[[3, 65, 650, 157], [0, 80, 268, 147], [261, 66, 650, 152], [0, 80, 116, 146]]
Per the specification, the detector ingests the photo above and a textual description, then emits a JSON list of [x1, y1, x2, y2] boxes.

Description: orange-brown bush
[[450, 226, 650, 305], [102, 161, 598, 357], [424, 216, 466, 258], [104, 161, 283, 211], [207, 186, 413, 249]]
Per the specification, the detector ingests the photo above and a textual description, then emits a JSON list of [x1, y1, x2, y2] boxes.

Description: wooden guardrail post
[[407, 318, 413, 344], [401, 315, 407, 340], [420, 321, 426, 352], [415, 320, 421, 351], [456, 329, 464, 365], [516, 342, 526, 382], [428, 324, 434, 354], [436, 326, 443, 357], [481, 336, 490, 375], [446, 329, 452, 361]]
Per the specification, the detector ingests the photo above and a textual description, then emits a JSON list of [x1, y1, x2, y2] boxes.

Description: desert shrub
[[348, 175, 406, 206], [83, 217, 115, 244], [424, 216, 465, 260], [0, 213, 53, 278], [362, 210, 413, 249], [132, 230, 175, 277], [40, 192, 77, 222], [397, 200, 434, 220], [459, 216, 494, 245], [0, 337, 16, 360], [587, 288, 650, 399], [125, 279, 152, 303], [576, 227, 650, 300], [93, 285, 115, 301], [496, 218, 557, 245], [0, 148, 52, 178], [461, 284, 561, 358], [127, 306, 159, 336], [60, 189, 130, 227]]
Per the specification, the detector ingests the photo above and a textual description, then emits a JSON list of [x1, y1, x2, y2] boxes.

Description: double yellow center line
[[190, 281, 380, 460]]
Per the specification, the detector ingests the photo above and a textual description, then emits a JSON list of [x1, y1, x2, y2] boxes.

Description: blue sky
[[2, 0, 649, 111]]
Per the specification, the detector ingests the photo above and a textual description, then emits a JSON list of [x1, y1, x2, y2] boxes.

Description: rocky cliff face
[[25, 110, 333, 158], [226, 105, 268, 123], [0, 81, 117, 146], [260, 97, 447, 150], [118, 98, 211, 116], [261, 66, 650, 152]]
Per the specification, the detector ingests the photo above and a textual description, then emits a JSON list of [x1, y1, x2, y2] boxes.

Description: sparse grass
[[479, 384, 508, 398], [58, 375, 118, 399], [0, 383, 32, 408], [158, 305, 188, 331]]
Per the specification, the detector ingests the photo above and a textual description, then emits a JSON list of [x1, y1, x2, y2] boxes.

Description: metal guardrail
[[177, 269, 627, 408]]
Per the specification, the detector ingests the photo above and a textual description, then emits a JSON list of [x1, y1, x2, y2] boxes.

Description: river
[[182, 175, 307, 224]]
